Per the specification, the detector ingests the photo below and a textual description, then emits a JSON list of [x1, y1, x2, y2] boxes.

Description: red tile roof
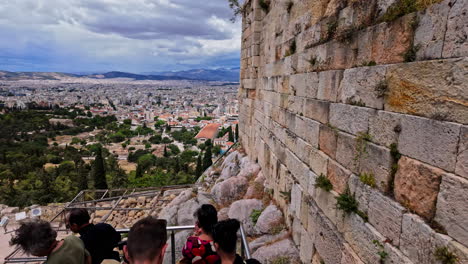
[[195, 123, 220, 139]]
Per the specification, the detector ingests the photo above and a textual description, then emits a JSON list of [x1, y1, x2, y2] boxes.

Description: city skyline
[[0, 0, 241, 73]]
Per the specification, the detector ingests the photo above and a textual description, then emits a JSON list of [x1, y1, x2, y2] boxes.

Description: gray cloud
[[0, 0, 241, 72]]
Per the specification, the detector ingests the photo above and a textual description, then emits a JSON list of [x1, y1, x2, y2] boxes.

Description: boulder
[[158, 205, 179, 226], [177, 198, 200, 226], [211, 176, 249, 206], [218, 207, 230, 221], [228, 199, 263, 236], [250, 231, 289, 252], [255, 205, 284, 234], [196, 192, 214, 206], [252, 239, 300, 263], [1, 207, 19, 215], [162, 230, 192, 264]]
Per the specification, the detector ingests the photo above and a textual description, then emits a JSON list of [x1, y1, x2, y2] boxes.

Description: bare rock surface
[[251, 239, 300, 264]]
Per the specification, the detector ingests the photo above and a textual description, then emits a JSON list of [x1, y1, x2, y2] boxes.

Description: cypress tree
[[93, 146, 108, 189], [195, 153, 203, 178], [228, 127, 234, 142], [135, 163, 143, 178], [203, 145, 213, 171], [163, 145, 169, 157], [235, 124, 239, 142]]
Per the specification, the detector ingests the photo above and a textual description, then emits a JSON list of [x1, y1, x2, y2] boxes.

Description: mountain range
[[0, 68, 240, 82]]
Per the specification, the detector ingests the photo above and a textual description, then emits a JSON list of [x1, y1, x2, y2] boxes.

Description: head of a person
[[10, 220, 57, 257], [66, 208, 90, 233], [194, 204, 218, 235], [124, 217, 168, 264], [213, 219, 240, 256]]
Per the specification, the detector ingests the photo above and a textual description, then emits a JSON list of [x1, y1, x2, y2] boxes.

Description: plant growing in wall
[[434, 247, 459, 264], [372, 240, 388, 264], [259, 0, 270, 12], [359, 172, 376, 188], [280, 190, 291, 203], [375, 79, 389, 98], [335, 188, 358, 213], [250, 209, 263, 224], [315, 174, 333, 191], [286, 1, 293, 13]]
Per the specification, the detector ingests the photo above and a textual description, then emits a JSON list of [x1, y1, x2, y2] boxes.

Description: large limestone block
[[313, 188, 345, 232], [348, 174, 372, 214], [455, 126, 468, 179], [295, 116, 320, 148], [251, 239, 300, 264], [384, 243, 415, 264], [435, 174, 468, 247], [304, 98, 330, 124], [398, 114, 461, 172], [369, 110, 402, 148], [400, 213, 453, 264], [368, 191, 407, 246], [319, 124, 338, 159], [341, 243, 365, 264], [290, 184, 303, 220], [336, 131, 360, 174], [359, 141, 393, 192], [329, 103, 376, 135], [228, 199, 263, 236], [289, 72, 319, 98], [327, 159, 352, 194], [255, 204, 284, 234], [394, 157, 444, 220], [317, 70, 344, 102], [338, 66, 387, 110], [300, 232, 315, 264], [314, 211, 344, 264], [343, 213, 386, 264], [443, 0, 468, 58], [385, 58, 468, 125], [414, 0, 450, 60]]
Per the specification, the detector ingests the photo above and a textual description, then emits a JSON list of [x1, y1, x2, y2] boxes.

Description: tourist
[[10, 219, 91, 264], [66, 208, 121, 264], [213, 219, 260, 264], [124, 217, 168, 264], [181, 204, 219, 263]]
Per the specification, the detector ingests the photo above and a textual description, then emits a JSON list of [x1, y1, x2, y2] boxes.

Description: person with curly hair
[[10, 219, 91, 264]]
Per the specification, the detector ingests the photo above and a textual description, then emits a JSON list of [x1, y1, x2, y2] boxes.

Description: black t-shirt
[[215, 254, 261, 264], [79, 223, 121, 264]]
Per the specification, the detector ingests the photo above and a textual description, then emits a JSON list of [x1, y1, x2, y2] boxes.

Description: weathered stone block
[[385, 58, 468, 125], [300, 232, 315, 264], [398, 114, 461, 172], [442, 0, 468, 58], [319, 124, 338, 159], [435, 174, 468, 247], [369, 110, 402, 148], [414, 0, 450, 60], [343, 213, 386, 264], [338, 66, 387, 109], [384, 243, 414, 264], [336, 131, 359, 174], [455, 126, 468, 179], [307, 147, 329, 176], [314, 211, 344, 264], [394, 157, 444, 220], [327, 159, 352, 194], [290, 184, 303, 220], [359, 142, 393, 192], [313, 188, 344, 231], [317, 70, 344, 102], [329, 103, 376, 135], [368, 191, 406, 246], [348, 174, 372, 214], [304, 98, 330, 124], [341, 243, 365, 264], [295, 116, 320, 148], [400, 213, 453, 264]]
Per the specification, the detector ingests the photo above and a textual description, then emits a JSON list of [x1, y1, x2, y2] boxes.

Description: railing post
[[171, 230, 176, 264]]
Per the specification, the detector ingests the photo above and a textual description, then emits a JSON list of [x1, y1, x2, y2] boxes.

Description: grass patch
[[315, 174, 333, 191], [403, 43, 420, 62], [250, 209, 263, 224], [373, 240, 388, 263], [357, 210, 369, 222], [270, 223, 286, 235], [336, 188, 358, 214], [434, 247, 459, 264], [271, 256, 290, 264], [380, 0, 418, 22], [280, 190, 291, 203], [359, 172, 376, 188], [259, 0, 270, 12], [347, 98, 366, 107]]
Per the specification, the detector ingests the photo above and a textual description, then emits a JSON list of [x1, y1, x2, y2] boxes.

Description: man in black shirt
[[66, 208, 121, 264]]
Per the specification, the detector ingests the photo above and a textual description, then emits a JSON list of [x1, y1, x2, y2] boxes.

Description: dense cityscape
[[0, 77, 239, 208]]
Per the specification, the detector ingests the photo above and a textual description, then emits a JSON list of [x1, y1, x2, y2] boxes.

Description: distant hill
[[148, 68, 240, 82], [0, 68, 241, 82]]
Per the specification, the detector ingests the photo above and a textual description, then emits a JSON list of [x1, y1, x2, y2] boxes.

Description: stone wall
[[238, 0, 467, 263]]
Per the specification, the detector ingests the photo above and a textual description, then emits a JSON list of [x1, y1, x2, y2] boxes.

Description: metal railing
[[4, 224, 252, 264]]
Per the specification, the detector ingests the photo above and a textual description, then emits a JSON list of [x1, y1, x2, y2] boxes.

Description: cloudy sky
[[0, 0, 241, 73]]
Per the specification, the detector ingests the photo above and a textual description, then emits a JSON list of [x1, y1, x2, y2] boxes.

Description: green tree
[[195, 153, 203, 178], [228, 127, 234, 142], [92, 146, 108, 189], [235, 124, 239, 142], [203, 145, 212, 171]]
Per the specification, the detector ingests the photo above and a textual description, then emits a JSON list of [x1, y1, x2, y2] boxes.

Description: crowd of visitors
[[9, 204, 261, 264]]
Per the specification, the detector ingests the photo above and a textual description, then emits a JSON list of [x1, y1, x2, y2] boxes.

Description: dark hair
[[127, 217, 167, 262], [68, 208, 90, 226], [10, 220, 57, 256], [213, 219, 240, 254], [194, 204, 218, 235]]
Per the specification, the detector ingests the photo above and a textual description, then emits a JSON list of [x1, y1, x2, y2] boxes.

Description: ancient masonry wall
[[238, 0, 467, 263]]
